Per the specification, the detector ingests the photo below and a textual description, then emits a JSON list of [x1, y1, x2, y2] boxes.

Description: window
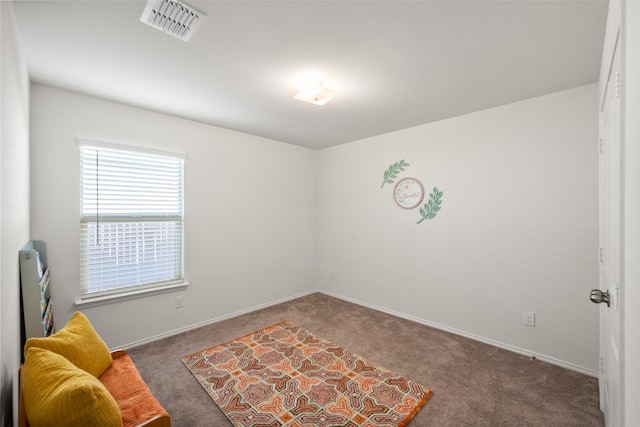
[[79, 142, 184, 300]]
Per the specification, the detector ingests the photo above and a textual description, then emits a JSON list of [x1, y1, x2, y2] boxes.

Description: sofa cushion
[[22, 347, 123, 427], [100, 350, 171, 427], [24, 311, 112, 377]]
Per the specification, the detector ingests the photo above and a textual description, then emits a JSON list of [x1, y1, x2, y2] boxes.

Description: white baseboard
[[121, 287, 597, 378], [119, 289, 318, 350], [316, 289, 598, 378]]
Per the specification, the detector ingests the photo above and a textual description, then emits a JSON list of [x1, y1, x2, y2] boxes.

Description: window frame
[[77, 139, 186, 306]]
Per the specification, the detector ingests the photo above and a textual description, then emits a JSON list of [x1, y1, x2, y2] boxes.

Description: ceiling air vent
[[140, 0, 206, 42]]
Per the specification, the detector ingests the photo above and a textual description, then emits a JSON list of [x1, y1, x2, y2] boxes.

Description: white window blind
[[79, 143, 184, 299]]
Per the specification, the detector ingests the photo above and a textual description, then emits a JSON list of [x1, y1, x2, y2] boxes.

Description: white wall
[[317, 84, 600, 373], [0, 1, 31, 425], [29, 85, 317, 349], [27, 79, 600, 376], [623, 0, 640, 424]]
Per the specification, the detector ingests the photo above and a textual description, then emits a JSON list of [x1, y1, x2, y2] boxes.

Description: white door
[[596, 27, 623, 427]]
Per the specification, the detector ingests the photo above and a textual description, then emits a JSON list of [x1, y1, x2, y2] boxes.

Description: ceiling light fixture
[[293, 81, 337, 106], [140, 0, 206, 42]]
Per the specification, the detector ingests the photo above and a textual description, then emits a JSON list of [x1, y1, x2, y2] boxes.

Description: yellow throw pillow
[[22, 347, 123, 427], [24, 311, 112, 377]]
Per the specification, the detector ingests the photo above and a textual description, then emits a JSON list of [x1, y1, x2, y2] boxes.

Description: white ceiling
[[12, 0, 608, 150]]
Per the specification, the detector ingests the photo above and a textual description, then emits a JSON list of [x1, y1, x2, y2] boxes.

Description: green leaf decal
[[380, 159, 410, 189], [417, 187, 444, 224]]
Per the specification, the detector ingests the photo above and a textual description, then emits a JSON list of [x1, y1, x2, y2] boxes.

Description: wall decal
[[417, 187, 443, 224], [380, 160, 444, 224], [380, 159, 410, 189], [393, 177, 424, 209]]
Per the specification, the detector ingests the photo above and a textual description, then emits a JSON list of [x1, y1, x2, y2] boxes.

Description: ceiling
[[12, 0, 608, 150]]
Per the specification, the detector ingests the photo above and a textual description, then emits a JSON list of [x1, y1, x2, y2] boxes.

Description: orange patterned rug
[[181, 321, 433, 426]]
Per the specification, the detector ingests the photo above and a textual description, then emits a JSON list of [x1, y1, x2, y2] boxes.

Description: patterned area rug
[[181, 321, 433, 426]]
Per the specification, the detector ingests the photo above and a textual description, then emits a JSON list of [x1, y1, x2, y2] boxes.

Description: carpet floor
[[127, 293, 604, 426]]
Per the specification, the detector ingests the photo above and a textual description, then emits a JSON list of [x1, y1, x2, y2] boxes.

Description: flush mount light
[[140, 0, 206, 42], [293, 81, 337, 106]]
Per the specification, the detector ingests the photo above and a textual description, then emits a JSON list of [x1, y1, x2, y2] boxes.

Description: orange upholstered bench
[[96, 349, 170, 427], [19, 349, 170, 427], [18, 312, 170, 427]]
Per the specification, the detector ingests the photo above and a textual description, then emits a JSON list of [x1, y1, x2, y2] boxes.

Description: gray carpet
[[127, 293, 604, 426]]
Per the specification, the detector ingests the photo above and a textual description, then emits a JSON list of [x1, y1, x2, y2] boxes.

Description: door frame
[[621, 0, 640, 425]]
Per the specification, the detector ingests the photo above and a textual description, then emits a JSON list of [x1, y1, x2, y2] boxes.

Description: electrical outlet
[[175, 295, 184, 309], [330, 270, 335, 280], [523, 311, 535, 327]]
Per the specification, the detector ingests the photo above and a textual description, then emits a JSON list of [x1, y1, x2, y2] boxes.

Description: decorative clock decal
[[393, 177, 424, 209], [380, 159, 444, 223]]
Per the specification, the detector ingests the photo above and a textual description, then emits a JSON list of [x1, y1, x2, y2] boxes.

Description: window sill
[[75, 282, 189, 309]]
